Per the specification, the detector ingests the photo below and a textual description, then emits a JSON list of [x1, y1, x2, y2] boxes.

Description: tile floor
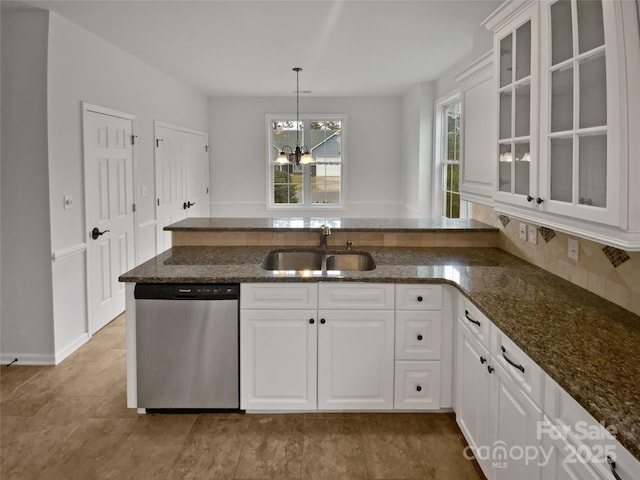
[[0, 314, 484, 479]]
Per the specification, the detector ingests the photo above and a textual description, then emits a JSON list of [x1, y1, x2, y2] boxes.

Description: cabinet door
[[394, 361, 441, 410], [491, 361, 544, 480], [541, 420, 603, 480], [538, 0, 623, 227], [240, 309, 317, 410], [317, 310, 394, 410], [396, 310, 442, 360], [457, 52, 497, 204], [455, 320, 494, 478], [493, 4, 539, 207]]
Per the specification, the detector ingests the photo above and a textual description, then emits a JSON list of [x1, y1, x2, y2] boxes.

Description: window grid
[[442, 103, 461, 218]]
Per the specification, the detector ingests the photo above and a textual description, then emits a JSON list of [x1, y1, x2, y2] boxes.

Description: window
[[435, 98, 466, 218], [268, 115, 345, 209]]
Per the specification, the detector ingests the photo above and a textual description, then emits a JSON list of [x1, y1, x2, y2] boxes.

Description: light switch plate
[[519, 223, 527, 240], [568, 238, 580, 261], [527, 225, 537, 244]]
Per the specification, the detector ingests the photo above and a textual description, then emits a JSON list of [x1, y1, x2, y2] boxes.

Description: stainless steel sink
[[261, 249, 323, 271], [325, 252, 376, 271], [261, 249, 376, 272]]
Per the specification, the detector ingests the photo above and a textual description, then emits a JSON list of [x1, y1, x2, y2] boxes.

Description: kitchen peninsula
[[120, 217, 640, 477]]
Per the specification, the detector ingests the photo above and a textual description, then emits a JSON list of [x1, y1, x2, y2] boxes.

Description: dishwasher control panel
[[135, 283, 240, 300]]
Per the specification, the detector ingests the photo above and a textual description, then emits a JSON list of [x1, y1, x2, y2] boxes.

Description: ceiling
[[4, 0, 501, 97]]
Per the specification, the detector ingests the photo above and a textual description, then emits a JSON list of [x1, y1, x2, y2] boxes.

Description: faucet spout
[[319, 224, 331, 249]]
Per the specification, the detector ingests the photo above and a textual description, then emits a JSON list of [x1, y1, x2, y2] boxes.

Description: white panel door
[[317, 310, 394, 410], [84, 107, 135, 334], [155, 125, 187, 252], [155, 124, 210, 252]]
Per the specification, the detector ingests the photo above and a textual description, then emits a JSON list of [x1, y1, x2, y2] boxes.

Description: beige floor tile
[[234, 414, 304, 480], [302, 415, 368, 480]]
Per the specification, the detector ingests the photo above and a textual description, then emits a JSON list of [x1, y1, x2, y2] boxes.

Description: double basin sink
[[261, 248, 376, 272]]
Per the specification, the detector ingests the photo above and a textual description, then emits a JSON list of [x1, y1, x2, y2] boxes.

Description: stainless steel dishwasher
[[134, 283, 239, 409]]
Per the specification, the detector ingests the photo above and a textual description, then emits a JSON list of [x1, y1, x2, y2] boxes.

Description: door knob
[[183, 201, 196, 209], [91, 227, 110, 240]]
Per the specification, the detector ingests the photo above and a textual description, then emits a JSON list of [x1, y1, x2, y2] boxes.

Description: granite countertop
[[164, 216, 499, 232], [120, 245, 640, 461]]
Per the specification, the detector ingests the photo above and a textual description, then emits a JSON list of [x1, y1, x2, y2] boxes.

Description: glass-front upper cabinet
[[539, 0, 622, 226], [494, 5, 539, 206]]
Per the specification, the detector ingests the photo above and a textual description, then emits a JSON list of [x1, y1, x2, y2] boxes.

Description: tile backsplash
[[470, 203, 640, 316]]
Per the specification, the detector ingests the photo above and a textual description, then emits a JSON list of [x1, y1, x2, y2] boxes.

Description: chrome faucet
[[319, 224, 331, 249]]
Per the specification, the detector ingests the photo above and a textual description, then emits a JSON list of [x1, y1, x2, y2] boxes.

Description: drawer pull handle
[[501, 346, 525, 373], [417, 296, 423, 302], [417, 334, 423, 341], [416, 385, 422, 392], [465, 310, 481, 327], [480, 356, 487, 364], [607, 456, 622, 480]]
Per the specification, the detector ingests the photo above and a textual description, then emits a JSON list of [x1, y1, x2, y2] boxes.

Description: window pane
[[447, 164, 460, 193], [445, 191, 460, 219], [311, 164, 341, 204], [579, 52, 607, 129], [579, 134, 606, 207], [273, 165, 300, 204], [515, 83, 530, 138], [551, 66, 573, 132], [311, 121, 342, 163], [499, 91, 512, 139], [514, 142, 530, 196], [551, 0, 573, 65], [577, 0, 604, 54], [550, 137, 573, 202], [500, 34, 513, 88], [515, 20, 531, 80], [499, 144, 512, 193]]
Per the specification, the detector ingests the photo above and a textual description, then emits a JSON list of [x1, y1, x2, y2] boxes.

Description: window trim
[[266, 113, 347, 210], [432, 93, 467, 219]]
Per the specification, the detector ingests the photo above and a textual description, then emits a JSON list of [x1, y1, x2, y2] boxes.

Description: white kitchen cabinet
[[455, 318, 493, 475], [456, 51, 497, 206], [491, 360, 544, 480], [483, 0, 640, 249], [240, 309, 317, 410], [317, 309, 394, 410], [544, 375, 640, 480]]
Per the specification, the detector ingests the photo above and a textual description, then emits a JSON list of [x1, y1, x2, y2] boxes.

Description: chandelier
[[275, 67, 313, 165]]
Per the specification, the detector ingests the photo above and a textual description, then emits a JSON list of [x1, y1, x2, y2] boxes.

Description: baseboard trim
[[54, 332, 90, 364], [1, 352, 56, 366]]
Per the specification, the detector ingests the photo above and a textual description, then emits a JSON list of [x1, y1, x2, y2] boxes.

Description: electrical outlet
[[527, 225, 537, 244], [63, 195, 73, 209], [519, 223, 527, 240], [568, 238, 580, 261]]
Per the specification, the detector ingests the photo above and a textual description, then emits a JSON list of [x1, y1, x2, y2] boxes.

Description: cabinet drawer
[[458, 295, 491, 348], [395, 311, 442, 360], [492, 327, 543, 406], [396, 284, 442, 310], [241, 283, 317, 309], [394, 361, 441, 410], [318, 283, 394, 309]]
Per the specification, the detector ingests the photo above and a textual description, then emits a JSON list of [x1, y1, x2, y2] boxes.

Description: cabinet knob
[[320, 318, 326, 324], [527, 195, 534, 202], [309, 318, 315, 324], [416, 385, 422, 392], [417, 334, 423, 341], [480, 356, 487, 364], [536, 197, 544, 205], [417, 296, 423, 302], [487, 365, 494, 374]]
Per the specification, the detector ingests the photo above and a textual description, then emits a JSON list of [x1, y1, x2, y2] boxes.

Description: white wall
[[1, 10, 56, 362], [208, 96, 403, 217], [1, 10, 209, 364]]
